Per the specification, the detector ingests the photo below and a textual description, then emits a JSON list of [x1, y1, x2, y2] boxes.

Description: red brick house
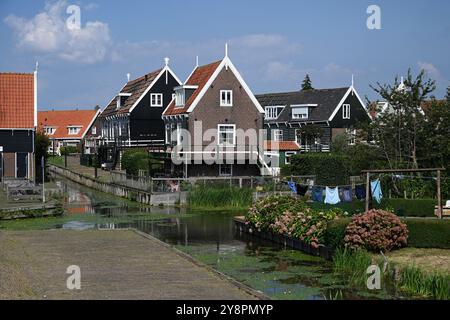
[[0, 72, 37, 181], [162, 52, 270, 177], [38, 109, 100, 155]]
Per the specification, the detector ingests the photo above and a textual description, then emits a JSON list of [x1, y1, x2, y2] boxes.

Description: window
[[68, 126, 81, 135], [150, 93, 163, 107], [295, 129, 302, 145], [342, 104, 351, 119], [219, 164, 233, 176], [218, 124, 236, 145], [176, 123, 182, 145], [346, 128, 356, 145], [91, 127, 96, 135], [44, 127, 55, 135], [220, 90, 233, 107], [175, 90, 185, 107], [265, 106, 284, 120], [165, 124, 171, 144], [292, 107, 309, 119], [285, 151, 297, 165], [272, 129, 283, 142]]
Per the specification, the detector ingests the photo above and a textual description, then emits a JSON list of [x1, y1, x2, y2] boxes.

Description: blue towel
[[341, 187, 353, 202], [355, 185, 366, 200], [371, 179, 383, 203], [325, 187, 340, 205], [287, 181, 297, 193], [312, 187, 324, 202]]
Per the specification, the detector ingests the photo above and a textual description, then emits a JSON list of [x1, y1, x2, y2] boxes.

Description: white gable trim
[[128, 66, 182, 114], [186, 57, 265, 114], [327, 86, 370, 122], [82, 109, 101, 139]]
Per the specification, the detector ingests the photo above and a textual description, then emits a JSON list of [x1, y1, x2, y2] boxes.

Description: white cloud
[[5, 0, 111, 64], [418, 61, 442, 80]]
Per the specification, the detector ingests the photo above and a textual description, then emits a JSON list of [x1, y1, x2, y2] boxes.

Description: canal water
[[0, 177, 401, 300]]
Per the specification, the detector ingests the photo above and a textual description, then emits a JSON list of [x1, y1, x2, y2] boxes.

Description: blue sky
[[1, 0, 449, 110]]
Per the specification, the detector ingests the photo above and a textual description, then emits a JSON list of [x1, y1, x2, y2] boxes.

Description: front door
[[16, 153, 28, 178]]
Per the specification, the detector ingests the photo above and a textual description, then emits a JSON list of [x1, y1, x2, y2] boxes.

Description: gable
[[329, 88, 371, 126]]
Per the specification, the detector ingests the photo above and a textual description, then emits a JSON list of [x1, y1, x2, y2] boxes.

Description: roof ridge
[[126, 68, 163, 85], [0, 72, 34, 76]]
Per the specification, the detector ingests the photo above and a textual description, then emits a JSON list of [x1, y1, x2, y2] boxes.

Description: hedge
[[404, 218, 450, 249], [324, 217, 450, 250], [283, 153, 350, 185]]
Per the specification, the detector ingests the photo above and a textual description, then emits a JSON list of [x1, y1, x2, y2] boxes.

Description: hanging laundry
[[355, 185, 366, 200], [325, 187, 340, 205], [312, 187, 324, 202], [287, 181, 297, 193], [341, 187, 353, 202], [296, 184, 309, 196], [371, 179, 383, 203]]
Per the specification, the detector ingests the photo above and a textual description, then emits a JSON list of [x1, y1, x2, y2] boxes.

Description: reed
[[188, 184, 252, 209]]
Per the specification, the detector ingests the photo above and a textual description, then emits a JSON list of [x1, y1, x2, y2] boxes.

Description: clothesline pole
[[365, 172, 370, 212], [437, 169, 442, 220]]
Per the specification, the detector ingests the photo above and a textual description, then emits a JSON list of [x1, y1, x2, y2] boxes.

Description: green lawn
[[47, 156, 64, 167]]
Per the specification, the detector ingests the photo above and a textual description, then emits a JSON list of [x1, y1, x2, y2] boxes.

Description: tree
[[445, 84, 450, 102], [301, 74, 314, 91], [35, 131, 51, 183], [366, 68, 436, 169]]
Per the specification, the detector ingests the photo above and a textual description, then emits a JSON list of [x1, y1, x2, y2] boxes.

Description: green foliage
[[301, 74, 314, 90], [188, 185, 252, 209], [47, 156, 64, 167], [35, 132, 51, 182], [332, 247, 374, 287], [286, 153, 350, 185], [59, 146, 78, 155], [404, 218, 450, 249], [324, 218, 352, 249], [121, 149, 155, 176], [398, 266, 450, 300]]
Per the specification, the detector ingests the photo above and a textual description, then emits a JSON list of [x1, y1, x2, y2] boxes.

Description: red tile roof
[[100, 69, 163, 118], [163, 60, 222, 116], [264, 140, 300, 151], [38, 109, 99, 139], [0, 73, 35, 128]]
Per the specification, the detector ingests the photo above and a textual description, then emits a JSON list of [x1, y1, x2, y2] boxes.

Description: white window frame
[[264, 106, 284, 120], [272, 129, 283, 142], [342, 104, 351, 119], [175, 90, 185, 107], [285, 151, 297, 165], [91, 127, 96, 135], [165, 124, 170, 144], [67, 126, 81, 135], [292, 107, 309, 119], [346, 128, 356, 145], [218, 124, 236, 146], [295, 129, 302, 145], [44, 127, 55, 135], [150, 93, 163, 107], [219, 164, 233, 176], [220, 90, 233, 107]]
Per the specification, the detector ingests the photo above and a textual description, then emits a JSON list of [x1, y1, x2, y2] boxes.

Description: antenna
[[127, 73, 130, 82], [225, 43, 228, 57], [196, 56, 199, 67], [351, 74, 354, 87], [35, 61, 39, 72], [164, 57, 170, 67]]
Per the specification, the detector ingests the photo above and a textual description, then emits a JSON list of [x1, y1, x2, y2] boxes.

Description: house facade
[[0, 72, 37, 181], [98, 59, 181, 168], [162, 56, 270, 177], [38, 109, 100, 155], [257, 85, 371, 156]]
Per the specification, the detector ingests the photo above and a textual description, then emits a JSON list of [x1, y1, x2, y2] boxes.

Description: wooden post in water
[[437, 169, 442, 219], [365, 172, 370, 212]]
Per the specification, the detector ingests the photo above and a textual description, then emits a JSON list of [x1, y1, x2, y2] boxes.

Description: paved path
[[0, 230, 257, 300]]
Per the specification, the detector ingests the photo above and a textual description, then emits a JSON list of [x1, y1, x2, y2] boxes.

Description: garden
[[244, 194, 450, 299]]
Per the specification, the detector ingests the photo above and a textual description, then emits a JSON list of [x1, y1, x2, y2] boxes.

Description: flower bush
[[245, 195, 347, 248], [344, 209, 408, 252]]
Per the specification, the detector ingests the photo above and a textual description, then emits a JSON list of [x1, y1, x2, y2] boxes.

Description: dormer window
[[174, 85, 198, 108], [265, 106, 284, 120], [220, 90, 233, 107], [68, 126, 81, 135], [116, 93, 131, 110], [150, 93, 163, 107], [175, 90, 185, 107], [292, 107, 309, 119], [44, 127, 55, 135]]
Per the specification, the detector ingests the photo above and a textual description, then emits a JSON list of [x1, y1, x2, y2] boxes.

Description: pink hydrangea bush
[[344, 209, 408, 252]]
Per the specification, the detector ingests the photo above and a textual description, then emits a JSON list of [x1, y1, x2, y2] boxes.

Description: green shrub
[[404, 218, 450, 249], [399, 266, 450, 300], [121, 149, 158, 176], [379, 198, 436, 217], [284, 153, 350, 185], [324, 218, 351, 249], [332, 247, 374, 287], [60, 146, 78, 155], [189, 185, 252, 209]]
